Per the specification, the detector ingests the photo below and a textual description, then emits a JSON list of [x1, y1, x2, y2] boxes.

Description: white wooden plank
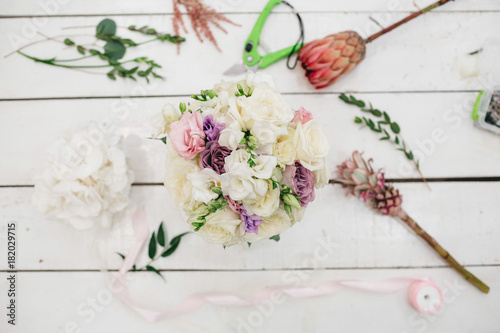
[[2, 0, 498, 17], [1, 267, 498, 332], [1, 93, 499, 186], [1, 12, 498, 98], [1, 181, 498, 270]]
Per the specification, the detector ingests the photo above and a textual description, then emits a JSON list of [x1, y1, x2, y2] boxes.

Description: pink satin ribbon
[[112, 209, 443, 322]]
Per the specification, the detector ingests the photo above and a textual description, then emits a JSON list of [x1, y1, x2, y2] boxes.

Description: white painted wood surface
[[0, 0, 499, 332]]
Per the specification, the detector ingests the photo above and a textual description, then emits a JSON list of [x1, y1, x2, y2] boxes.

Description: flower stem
[[364, 0, 454, 44], [397, 210, 490, 294]]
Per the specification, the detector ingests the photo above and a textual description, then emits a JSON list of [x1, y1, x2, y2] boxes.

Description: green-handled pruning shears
[[224, 0, 304, 75]]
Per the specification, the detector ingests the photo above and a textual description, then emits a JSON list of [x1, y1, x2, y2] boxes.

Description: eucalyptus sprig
[[239, 131, 258, 167], [16, 18, 185, 83], [116, 222, 190, 279], [235, 83, 254, 97], [192, 187, 227, 231], [339, 93, 429, 188], [270, 178, 301, 216], [192, 89, 218, 102]]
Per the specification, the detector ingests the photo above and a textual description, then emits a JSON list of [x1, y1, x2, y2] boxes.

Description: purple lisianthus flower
[[282, 161, 316, 207], [240, 208, 263, 234], [203, 115, 225, 142], [199, 141, 231, 174]]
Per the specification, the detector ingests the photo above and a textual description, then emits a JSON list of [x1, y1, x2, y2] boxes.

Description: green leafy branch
[[16, 18, 185, 83], [235, 83, 254, 97], [239, 131, 258, 167], [192, 187, 227, 232], [270, 178, 301, 216], [339, 93, 429, 188], [116, 222, 190, 279]]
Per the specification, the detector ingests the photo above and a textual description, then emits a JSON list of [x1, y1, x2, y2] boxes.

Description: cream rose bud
[[242, 179, 280, 218], [151, 103, 182, 137], [243, 209, 292, 243], [273, 127, 296, 168], [290, 206, 306, 225], [294, 120, 330, 171], [187, 168, 221, 204], [163, 144, 201, 212], [192, 208, 242, 246]]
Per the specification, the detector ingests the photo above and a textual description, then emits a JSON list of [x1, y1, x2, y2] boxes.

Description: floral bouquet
[[153, 72, 330, 246]]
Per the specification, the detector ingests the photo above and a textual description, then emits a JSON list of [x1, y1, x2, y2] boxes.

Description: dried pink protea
[[335, 151, 490, 293]]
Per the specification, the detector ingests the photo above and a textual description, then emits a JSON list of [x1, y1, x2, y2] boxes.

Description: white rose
[[187, 168, 221, 204], [313, 162, 329, 189], [243, 208, 291, 243], [32, 123, 133, 230], [294, 120, 330, 171], [273, 127, 296, 168], [250, 120, 287, 155], [220, 165, 267, 201], [242, 179, 280, 218], [218, 121, 244, 151], [151, 103, 182, 137], [163, 144, 202, 213], [192, 208, 242, 246], [252, 154, 277, 179]]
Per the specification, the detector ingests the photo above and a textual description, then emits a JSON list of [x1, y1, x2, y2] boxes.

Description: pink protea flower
[[298, 31, 366, 89]]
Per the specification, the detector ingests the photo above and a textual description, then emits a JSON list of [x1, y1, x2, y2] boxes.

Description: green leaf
[[157, 222, 166, 247], [161, 232, 190, 257], [395, 136, 400, 144], [145, 265, 164, 280], [64, 38, 75, 46], [247, 242, 252, 247], [406, 151, 414, 160], [354, 117, 362, 124], [116, 252, 125, 260], [148, 232, 157, 259], [179, 102, 186, 113], [106, 71, 116, 81], [137, 70, 147, 77], [128, 25, 136, 30], [89, 49, 100, 55], [390, 122, 401, 134], [383, 112, 391, 122], [103, 40, 126, 60], [270, 235, 280, 242], [96, 18, 117, 39], [76, 45, 85, 55], [371, 109, 382, 117]]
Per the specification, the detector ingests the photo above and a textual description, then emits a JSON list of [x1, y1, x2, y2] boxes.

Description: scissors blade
[[223, 61, 260, 76]]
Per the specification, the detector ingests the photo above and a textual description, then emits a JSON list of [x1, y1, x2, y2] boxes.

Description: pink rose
[[292, 107, 313, 124], [169, 111, 206, 160]]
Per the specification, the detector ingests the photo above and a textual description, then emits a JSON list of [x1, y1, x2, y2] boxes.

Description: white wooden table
[[1, 0, 500, 332]]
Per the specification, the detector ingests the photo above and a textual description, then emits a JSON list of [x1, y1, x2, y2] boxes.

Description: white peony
[[242, 179, 280, 218], [273, 127, 296, 168], [187, 168, 221, 204], [243, 208, 292, 243], [32, 123, 133, 230], [151, 103, 182, 138], [293, 120, 330, 171], [163, 143, 202, 214], [192, 208, 242, 246]]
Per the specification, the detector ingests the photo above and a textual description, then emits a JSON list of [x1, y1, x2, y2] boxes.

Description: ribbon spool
[[408, 281, 443, 313]]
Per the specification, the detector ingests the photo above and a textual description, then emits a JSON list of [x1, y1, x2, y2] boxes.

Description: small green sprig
[[339, 93, 429, 188], [192, 89, 218, 101], [270, 178, 301, 216], [17, 18, 185, 83], [239, 131, 258, 167], [235, 83, 254, 97], [127, 25, 186, 44], [116, 222, 190, 279], [192, 188, 227, 232]]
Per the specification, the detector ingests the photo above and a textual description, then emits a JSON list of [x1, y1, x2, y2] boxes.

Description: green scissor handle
[[243, 0, 303, 69]]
